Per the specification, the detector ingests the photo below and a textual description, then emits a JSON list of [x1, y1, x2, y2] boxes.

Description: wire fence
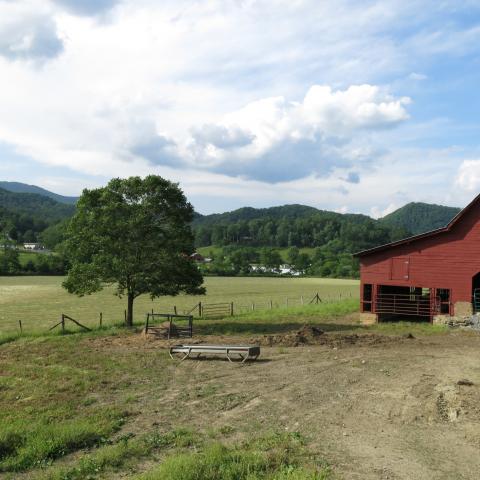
[[1, 291, 357, 336]]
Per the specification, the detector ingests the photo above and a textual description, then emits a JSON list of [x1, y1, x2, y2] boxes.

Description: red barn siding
[[357, 195, 480, 315]]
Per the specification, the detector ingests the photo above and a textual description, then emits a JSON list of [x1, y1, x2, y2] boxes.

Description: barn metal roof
[[354, 192, 480, 257]]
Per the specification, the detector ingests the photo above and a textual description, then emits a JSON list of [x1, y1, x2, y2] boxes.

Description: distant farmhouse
[[250, 264, 301, 276], [23, 243, 45, 251], [356, 193, 480, 326]]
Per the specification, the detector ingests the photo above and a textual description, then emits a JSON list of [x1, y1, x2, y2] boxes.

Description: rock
[[457, 379, 474, 386]]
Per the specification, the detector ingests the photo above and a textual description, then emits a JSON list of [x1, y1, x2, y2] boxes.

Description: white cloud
[[455, 160, 480, 192], [370, 203, 398, 219], [408, 72, 428, 81], [136, 84, 409, 182]]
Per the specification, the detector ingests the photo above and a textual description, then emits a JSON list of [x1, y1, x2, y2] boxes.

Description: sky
[[0, 0, 480, 216]]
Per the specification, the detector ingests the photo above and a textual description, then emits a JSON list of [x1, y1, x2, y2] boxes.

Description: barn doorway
[[472, 272, 480, 313]]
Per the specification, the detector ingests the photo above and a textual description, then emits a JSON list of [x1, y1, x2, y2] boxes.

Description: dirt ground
[[88, 328, 480, 480]]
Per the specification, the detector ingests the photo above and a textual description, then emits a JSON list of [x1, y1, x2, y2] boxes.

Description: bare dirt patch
[[83, 328, 480, 479]]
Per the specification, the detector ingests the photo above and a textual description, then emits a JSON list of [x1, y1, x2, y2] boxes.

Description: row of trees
[[0, 248, 68, 276], [199, 245, 359, 278]]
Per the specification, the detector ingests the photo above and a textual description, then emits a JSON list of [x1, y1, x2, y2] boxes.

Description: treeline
[[199, 245, 359, 278], [0, 249, 68, 275]]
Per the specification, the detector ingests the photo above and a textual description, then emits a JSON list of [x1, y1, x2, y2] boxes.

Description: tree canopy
[[63, 176, 205, 326]]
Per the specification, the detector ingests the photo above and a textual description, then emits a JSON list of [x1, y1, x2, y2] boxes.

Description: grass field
[[0, 276, 359, 335], [2, 273, 473, 479]]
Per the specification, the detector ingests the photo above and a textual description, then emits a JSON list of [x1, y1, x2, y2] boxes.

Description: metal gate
[[473, 289, 480, 313]]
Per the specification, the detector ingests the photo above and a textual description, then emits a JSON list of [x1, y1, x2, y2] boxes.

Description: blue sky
[[0, 0, 479, 216]]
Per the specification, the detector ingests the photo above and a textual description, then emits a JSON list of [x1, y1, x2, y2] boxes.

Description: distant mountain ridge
[[193, 204, 325, 226], [379, 202, 461, 235], [193, 201, 461, 237], [0, 180, 464, 250], [0, 181, 78, 205]]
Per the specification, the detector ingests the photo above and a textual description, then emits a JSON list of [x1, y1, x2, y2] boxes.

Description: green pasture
[[0, 276, 359, 335]]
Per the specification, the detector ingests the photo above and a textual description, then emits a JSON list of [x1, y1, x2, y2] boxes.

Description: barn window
[[362, 284, 372, 312], [391, 257, 410, 280]]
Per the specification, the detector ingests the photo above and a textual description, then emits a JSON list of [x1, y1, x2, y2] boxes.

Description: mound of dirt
[[259, 325, 325, 347], [258, 325, 414, 348]]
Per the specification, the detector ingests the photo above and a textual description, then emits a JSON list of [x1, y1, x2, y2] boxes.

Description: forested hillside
[[192, 205, 411, 278], [193, 205, 410, 250], [379, 202, 460, 235], [0, 181, 465, 278], [0, 188, 74, 243]]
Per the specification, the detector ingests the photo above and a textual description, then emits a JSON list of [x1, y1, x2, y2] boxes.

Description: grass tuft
[[0, 414, 124, 472], [137, 432, 330, 480]]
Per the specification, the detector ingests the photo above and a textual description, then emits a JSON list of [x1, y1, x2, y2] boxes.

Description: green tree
[[63, 176, 205, 326], [287, 246, 300, 266], [260, 248, 282, 272], [0, 231, 20, 274]]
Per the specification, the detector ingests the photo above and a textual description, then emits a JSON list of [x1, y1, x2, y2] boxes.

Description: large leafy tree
[[63, 176, 205, 326]]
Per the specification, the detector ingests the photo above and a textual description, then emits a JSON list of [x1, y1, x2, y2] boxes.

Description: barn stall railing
[[375, 293, 440, 317]]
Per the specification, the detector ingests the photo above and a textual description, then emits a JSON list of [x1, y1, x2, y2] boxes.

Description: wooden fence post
[[198, 302, 202, 317], [251, 302, 255, 311], [99, 312, 103, 327], [18, 320, 23, 334], [124, 310, 127, 323], [61, 314, 65, 333], [230, 302, 234, 316], [174, 305, 177, 315], [270, 299, 273, 309], [301, 295, 304, 305]]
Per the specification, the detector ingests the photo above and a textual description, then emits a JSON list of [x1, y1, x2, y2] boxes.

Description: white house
[[23, 243, 43, 250]]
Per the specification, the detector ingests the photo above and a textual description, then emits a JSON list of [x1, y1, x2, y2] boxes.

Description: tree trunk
[[126, 293, 134, 327]]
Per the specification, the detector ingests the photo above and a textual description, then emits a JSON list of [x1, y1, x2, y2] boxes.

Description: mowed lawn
[[0, 276, 359, 335]]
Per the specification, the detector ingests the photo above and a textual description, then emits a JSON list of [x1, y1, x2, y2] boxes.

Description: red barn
[[355, 194, 480, 325]]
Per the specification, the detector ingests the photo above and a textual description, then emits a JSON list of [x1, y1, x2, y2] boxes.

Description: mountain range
[[0, 181, 462, 249], [0, 181, 78, 205]]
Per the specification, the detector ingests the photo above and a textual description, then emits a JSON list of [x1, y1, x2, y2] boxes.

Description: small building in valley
[[355, 193, 480, 325], [23, 243, 44, 250]]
